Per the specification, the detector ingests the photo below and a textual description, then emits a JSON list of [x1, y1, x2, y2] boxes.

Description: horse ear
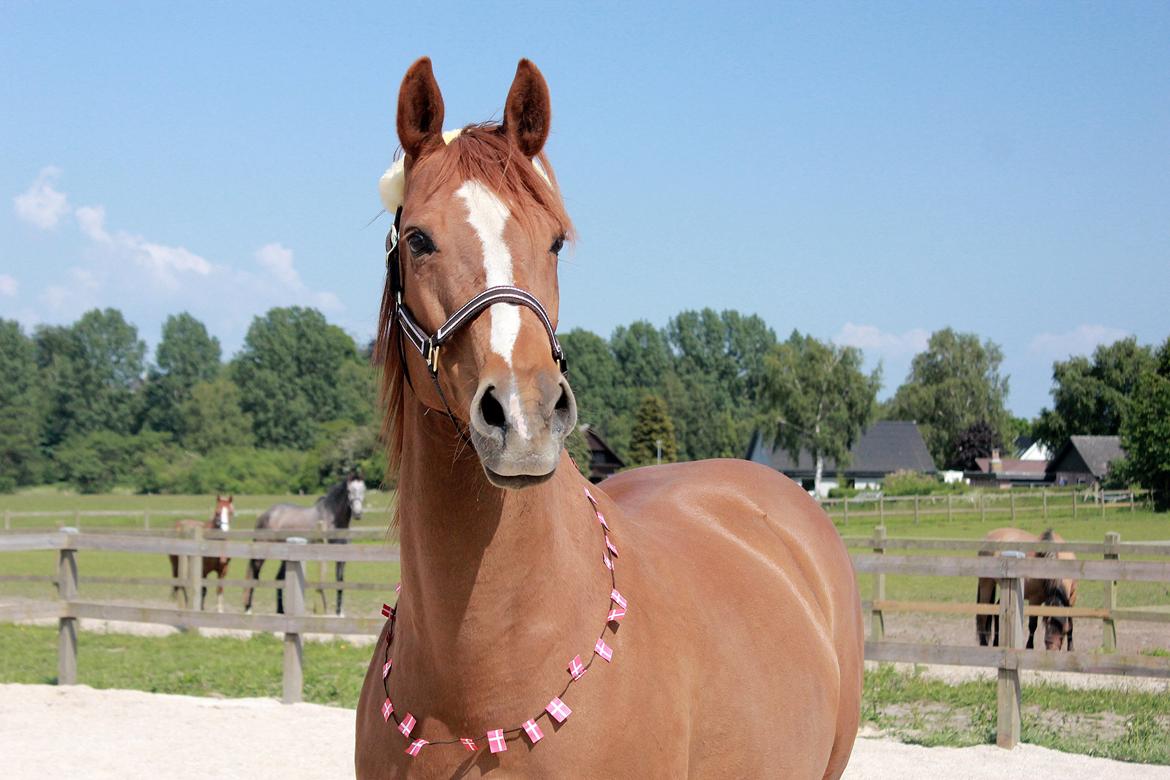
[[228, 495, 233, 503], [502, 59, 551, 158], [397, 57, 445, 160]]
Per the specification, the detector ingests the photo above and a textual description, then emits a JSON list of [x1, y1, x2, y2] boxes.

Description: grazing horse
[[169, 495, 233, 612], [353, 58, 863, 778], [243, 475, 365, 615], [976, 527, 1078, 650]]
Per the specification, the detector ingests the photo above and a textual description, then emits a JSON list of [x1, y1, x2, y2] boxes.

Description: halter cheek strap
[[384, 206, 568, 439]]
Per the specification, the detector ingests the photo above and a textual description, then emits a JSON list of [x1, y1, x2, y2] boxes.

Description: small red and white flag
[[602, 553, 614, 571], [605, 535, 618, 557], [610, 588, 627, 609], [596, 512, 610, 530], [607, 606, 626, 624], [594, 637, 613, 662], [568, 654, 587, 680], [381, 603, 395, 619], [381, 659, 392, 679], [584, 486, 597, 505], [522, 719, 544, 744], [460, 738, 478, 752], [381, 698, 393, 722], [404, 739, 427, 757], [398, 713, 416, 738], [546, 697, 572, 723], [395, 582, 401, 594], [487, 729, 507, 754]]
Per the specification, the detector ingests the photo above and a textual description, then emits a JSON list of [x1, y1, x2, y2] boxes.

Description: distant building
[[1047, 435, 1126, 487], [967, 448, 1050, 488], [744, 420, 936, 496], [1013, 436, 1052, 462], [581, 425, 624, 483]]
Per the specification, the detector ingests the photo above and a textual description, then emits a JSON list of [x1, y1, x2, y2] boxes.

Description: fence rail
[[1, 527, 1168, 744], [821, 488, 1149, 525]]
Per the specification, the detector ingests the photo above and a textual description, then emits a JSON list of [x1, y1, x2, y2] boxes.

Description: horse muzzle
[[469, 371, 577, 488]]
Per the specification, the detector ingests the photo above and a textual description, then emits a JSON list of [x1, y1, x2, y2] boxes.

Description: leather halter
[[384, 206, 568, 437]]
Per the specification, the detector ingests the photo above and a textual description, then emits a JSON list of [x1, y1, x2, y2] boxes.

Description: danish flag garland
[[379, 486, 626, 758]]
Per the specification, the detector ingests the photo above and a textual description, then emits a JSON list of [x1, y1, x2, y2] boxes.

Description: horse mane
[[318, 480, 351, 524], [374, 123, 573, 487]]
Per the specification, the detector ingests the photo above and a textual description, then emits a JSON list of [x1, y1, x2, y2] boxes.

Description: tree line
[[0, 307, 1166, 506]]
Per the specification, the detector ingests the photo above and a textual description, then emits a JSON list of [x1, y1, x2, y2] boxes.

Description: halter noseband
[[384, 206, 568, 437]]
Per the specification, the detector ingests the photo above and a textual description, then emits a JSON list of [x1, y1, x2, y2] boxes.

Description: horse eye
[[406, 231, 435, 257], [549, 236, 565, 255]]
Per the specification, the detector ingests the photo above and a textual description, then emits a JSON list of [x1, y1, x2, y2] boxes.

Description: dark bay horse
[[243, 475, 365, 615], [976, 527, 1079, 650], [354, 59, 862, 778], [169, 495, 233, 612]]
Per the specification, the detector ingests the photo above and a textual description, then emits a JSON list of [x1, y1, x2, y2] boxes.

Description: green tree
[[628, 394, 677, 466], [762, 331, 880, 495], [606, 321, 675, 458], [1035, 337, 1155, 452], [36, 308, 146, 447], [886, 328, 1010, 469], [560, 328, 621, 438], [141, 313, 222, 435], [1119, 338, 1170, 509], [0, 320, 44, 490], [230, 307, 364, 448], [178, 378, 255, 454]]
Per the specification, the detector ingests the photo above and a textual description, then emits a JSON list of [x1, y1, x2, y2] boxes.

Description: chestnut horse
[[354, 58, 862, 778], [976, 527, 1078, 650], [169, 495, 233, 612]]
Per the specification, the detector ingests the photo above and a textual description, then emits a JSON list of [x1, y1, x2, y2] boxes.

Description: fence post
[[871, 526, 886, 642], [1129, 489, 1134, 514], [843, 498, 849, 525], [3, 509, 10, 531], [72, 509, 80, 530], [283, 537, 307, 704], [1042, 490, 1048, 520], [143, 510, 150, 531], [1102, 531, 1120, 653], [1072, 490, 1078, 520], [997, 550, 1025, 749], [190, 524, 205, 612], [947, 494, 953, 523], [57, 527, 80, 685], [913, 496, 920, 525], [879, 495, 885, 525], [1010, 492, 1016, 523], [980, 493, 987, 523]]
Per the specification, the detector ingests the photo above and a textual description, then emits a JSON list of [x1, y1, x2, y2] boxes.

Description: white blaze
[[455, 180, 519, 367]]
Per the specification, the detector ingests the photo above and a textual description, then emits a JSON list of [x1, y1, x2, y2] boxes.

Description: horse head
[[347, 473, 366, 520], [376, 58, 577, 490], [212, 494, 234, 532], [1042, 579, 1073, 650]]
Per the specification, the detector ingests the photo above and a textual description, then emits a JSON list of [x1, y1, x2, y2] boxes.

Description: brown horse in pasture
[[353, 58, 863, 778], [169, 495, 233, 613], [976, 527, 1078, 651]]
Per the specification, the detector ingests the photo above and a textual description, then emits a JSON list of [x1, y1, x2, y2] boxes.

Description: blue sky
[[2, 2, 1167, 418]]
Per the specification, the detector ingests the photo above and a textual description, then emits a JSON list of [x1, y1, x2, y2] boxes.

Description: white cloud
[[75, 202, 211, 289], [0, 275, 17, 297], [253, 242, 343, 312], [1029, 324, 1130, 359], [833, 322, 930, 356], [13, 166, 70, 229]]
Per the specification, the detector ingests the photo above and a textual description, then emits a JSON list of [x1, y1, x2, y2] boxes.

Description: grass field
[[1, 623, 1166, 764]]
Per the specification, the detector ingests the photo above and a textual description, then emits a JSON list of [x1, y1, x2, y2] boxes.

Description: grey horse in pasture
[[243, 475, 366, 615]]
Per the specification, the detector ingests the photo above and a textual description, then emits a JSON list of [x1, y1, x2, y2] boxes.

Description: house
[[1013, 436, 1052, 462], [581, 425, 624, 483], [967, 449, 1050, 488], [1047, 436, 1125, 487], [744, 420, 936, 495]]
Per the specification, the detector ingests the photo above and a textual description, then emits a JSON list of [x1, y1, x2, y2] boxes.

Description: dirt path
[[2, 684, 1167, 779]]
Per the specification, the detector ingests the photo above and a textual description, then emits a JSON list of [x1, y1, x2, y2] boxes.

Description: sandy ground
[[2, 684, 1168, 779]]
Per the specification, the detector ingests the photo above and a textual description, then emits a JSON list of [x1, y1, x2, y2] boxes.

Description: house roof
[[972, 458, 1049, 477], [1048, 435, 1125, 478], [581, 425, 623, 467], [745, 420, 936, 477]]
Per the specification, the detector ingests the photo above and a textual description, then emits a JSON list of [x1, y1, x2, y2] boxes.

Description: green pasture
[[0, 624, 1165, 764]]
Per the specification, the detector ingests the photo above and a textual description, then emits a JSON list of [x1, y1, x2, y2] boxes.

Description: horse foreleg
[[1067, 618, 1074, 651], [975, 577, 997, 646], [335, 561, 346, 616], [1026, 616, 1038, 649], [276, 561, 287, 615], [244, 558, 263, 614]]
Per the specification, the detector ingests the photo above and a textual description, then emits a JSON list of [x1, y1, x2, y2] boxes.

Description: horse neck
[[393, 390, 602, 711]]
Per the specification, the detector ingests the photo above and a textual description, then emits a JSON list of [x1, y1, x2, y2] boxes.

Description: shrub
[[882, 470, 941, 496]]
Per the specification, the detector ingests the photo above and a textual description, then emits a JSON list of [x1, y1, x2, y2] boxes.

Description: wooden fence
[[1, 527, 1169, 748], [821, 488, 1148, 525]]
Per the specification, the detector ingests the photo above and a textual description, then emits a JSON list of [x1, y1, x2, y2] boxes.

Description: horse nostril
[[555, 385, 570, 412], [480, 387, 507, 429]]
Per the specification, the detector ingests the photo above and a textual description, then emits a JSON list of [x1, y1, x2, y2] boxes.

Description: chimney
[[990, 449, 1002, 474]]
